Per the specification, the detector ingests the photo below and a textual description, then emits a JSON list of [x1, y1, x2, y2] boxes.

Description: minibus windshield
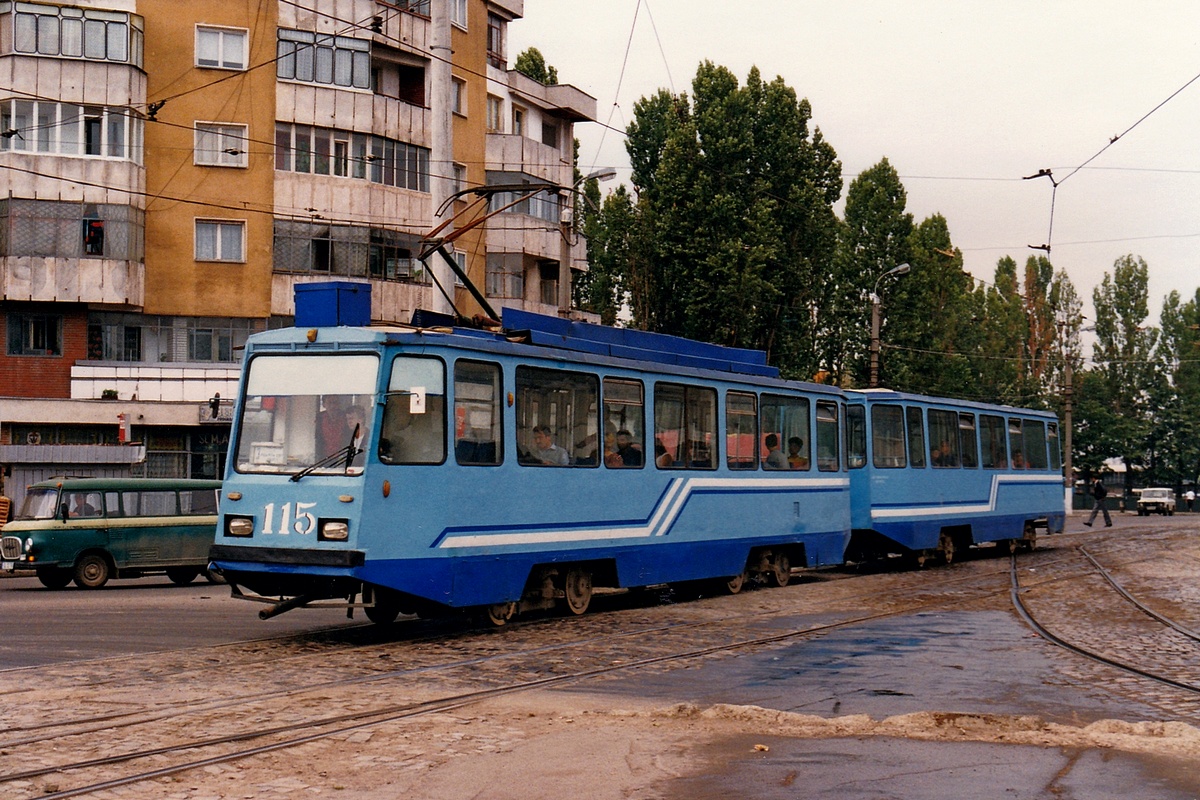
[[15, 488, 60, 520]]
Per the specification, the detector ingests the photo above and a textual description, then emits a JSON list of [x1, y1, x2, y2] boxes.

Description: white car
[[1137, 488, 1176, 516]]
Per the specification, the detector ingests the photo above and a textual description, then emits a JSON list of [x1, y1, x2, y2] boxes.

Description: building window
[[196, 25, 246, 70], [6, 313, 63, 357], [277, 29, 370, 89], [0, 199, 143, 261], [394, 0, 430, 15], [486, 13, 504, 68], [452, 77, 466, 115], [452, 163, 466, 193], [11, 2, 143, 67], [450, 0, 467, 27], [512, 106, 525, 137], [195, 220, 245, 262], [87, 313, 257, 363], [490, 180, 560, 223], [195, 123, 248, 167], [275, 221, 426, 284], [0, 100, 141, 161], [274, 123, 429, 192], [82, 218, 105, 256], [486, 95, 503, 132], [541, 120, 559, 149], [538, 260, 559, 306], [486, 253, 523, 299], [372, 59, 426, 106]]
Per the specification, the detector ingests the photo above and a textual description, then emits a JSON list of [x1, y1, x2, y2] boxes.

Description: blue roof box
[[294, 281, 371, 327]]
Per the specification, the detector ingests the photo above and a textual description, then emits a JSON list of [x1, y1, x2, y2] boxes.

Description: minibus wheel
[[74, 554, 111, 589], [36, 567, 72, 590], [166, 567, 200, 585]]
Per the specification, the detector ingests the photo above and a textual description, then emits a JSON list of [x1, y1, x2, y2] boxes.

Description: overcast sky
[[509, 1, 1200, 326]]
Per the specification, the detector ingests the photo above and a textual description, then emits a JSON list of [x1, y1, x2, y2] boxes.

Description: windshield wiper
[[289, 424, 362, 482]]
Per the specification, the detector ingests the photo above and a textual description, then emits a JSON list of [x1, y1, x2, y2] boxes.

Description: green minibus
[[0, 477, 222, 589]]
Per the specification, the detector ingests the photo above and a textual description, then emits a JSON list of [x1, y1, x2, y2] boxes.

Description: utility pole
[[428, 0, 454, 316], [868, 263, 910, 388]]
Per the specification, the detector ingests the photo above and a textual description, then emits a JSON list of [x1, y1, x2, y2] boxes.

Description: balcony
[[2, 256, 144, 308]]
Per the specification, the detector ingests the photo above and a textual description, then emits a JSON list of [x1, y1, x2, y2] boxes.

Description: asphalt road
[[0, 573, 360, 669]]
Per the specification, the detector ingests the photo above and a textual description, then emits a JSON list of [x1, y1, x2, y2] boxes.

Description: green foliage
[[578, 61, 1200, 488], [513, 47, 558, 85], [832, 158, 912, 386], [880, 216, 976, 397], [615, 62, 842, 380]]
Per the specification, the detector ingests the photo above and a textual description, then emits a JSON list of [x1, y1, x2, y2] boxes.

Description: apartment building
[[0, 0, 596, 506]]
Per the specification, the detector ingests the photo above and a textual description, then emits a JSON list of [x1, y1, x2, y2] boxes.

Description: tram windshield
[[234, 354, 379, 476]]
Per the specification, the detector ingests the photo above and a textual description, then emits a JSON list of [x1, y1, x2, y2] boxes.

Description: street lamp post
[[868, 263, 910, 388], [559, 168, 618, 316]]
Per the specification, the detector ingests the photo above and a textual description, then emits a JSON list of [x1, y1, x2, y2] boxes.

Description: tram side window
[[654, 383, 717, 469], [516, 366, 598, 467], [871, 405, 905, 468], [603, 377, 645, 469], [1023, 420, 1049, 469], [906, 406, 926, 468], [846, 405, 866, 468], [928, 409, 960, 467], [454, 360, 502, 466], [725, 391, 758, 470], [979, 414, 1007, 469], [380, 356, 446, 465], [1007, 418, 1025, 468], [762, 394, 810, 470], [1047, 422, 1061, 471], [815, 400, 839, 471], [959, 413, 978, 469]]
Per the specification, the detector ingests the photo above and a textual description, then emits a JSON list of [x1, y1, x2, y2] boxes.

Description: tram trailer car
[[845, 389, 1066, 565], [209, 308, 852, 624]]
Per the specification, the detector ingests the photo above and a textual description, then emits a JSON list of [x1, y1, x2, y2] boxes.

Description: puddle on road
[[663, 733, 1200, 800], [576, 610, 1165, 725]]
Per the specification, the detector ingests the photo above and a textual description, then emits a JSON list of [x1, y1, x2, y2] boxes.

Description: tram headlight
[[319, 519, 349, 542], [225, 516, 255, 537]]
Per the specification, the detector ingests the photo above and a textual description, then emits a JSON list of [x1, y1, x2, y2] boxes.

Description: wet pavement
[[671, 735, 1200, 799], [568, 522, 1200, 799], [591, 610, 1167, 724]]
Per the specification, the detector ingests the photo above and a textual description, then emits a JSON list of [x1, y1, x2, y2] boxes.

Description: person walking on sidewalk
[[1084, 478, 1112, 527]]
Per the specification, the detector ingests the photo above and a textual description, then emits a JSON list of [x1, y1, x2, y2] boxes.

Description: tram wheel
[[721, 571, 748, 595], [996, 539, 1018, 556], [767, 551, 791, 587], [486, 602, 517, 626], [562, 568, 593, 615], [939, 533, 956, 565], [364, 586, 402, 624]]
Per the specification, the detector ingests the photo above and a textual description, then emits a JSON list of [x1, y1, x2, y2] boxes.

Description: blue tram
[[209, 308, 853, 624], [845, 389, 1066, 564]]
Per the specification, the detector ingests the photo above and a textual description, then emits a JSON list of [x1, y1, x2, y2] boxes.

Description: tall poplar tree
[[833, 158, 912, 386], [619, 63, 842, 379], [1087, 254, 1161, 495]]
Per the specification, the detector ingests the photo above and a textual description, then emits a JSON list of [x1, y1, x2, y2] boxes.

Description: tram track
[[1010, 545, 1200, 704], [0, 549, 1054, 747], [1, 554, 1033, 799]]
